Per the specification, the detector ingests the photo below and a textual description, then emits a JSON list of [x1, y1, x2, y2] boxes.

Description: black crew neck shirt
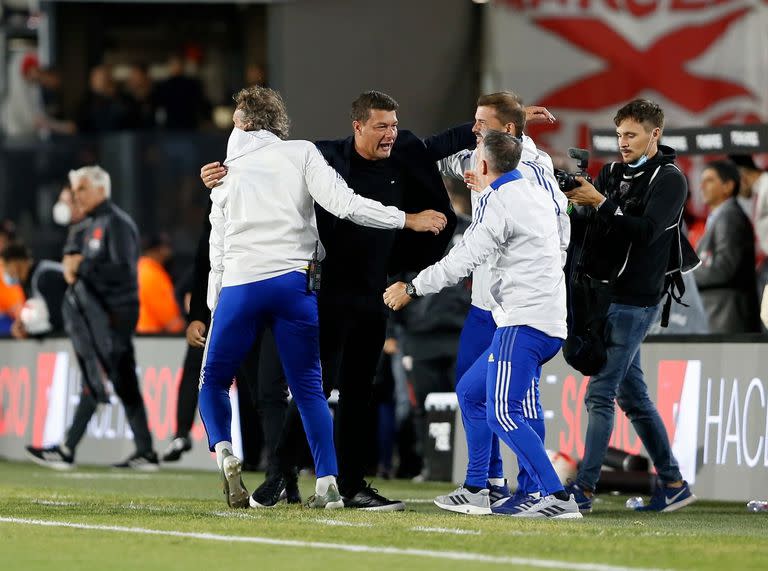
[[320, 148, 406, 311]]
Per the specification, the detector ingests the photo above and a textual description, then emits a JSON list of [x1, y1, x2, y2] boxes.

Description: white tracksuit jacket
[[208, 128, 406, 310], [412, 170, 568, 339], [439, 135, 570, 312]]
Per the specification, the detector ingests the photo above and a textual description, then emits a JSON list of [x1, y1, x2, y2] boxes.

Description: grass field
[[0, 460, 766, 571]]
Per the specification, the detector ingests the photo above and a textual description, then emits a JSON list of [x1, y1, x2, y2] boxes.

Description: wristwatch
[[405, 282, 420, 299]]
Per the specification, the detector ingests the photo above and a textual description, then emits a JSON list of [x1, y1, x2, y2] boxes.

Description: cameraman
[[563, 99, 696, 513]]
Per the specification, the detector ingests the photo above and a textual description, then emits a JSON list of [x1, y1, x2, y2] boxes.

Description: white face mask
[[52, 201, 72, 226]]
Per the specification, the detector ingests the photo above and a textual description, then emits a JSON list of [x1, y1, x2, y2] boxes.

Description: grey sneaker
[[497, 493, 583, 519], [434, 486, 491, 515], [220, 451, 249, 509], [113, 450, 160, 472], [306, 483, 344, 509]]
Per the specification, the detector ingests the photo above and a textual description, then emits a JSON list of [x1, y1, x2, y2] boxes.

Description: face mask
[[52, 201, 72, 226], [3, 270, 19, 286], [628, 154, 649, 169], [627, 132, 657, 169]]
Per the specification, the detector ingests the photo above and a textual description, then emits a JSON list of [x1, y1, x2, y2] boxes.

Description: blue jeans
[[577, 303, 682, 490]]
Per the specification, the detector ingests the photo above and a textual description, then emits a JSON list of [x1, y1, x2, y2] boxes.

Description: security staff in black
[[25, 166, 159, 471]]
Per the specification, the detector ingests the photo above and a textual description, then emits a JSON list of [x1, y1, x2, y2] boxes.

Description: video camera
[[555, 148, 592, 192]]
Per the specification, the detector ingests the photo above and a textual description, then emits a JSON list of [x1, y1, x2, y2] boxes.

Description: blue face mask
[[627, 131, 657, 169], [628, 154, 649, 169], [3, 270, 19, 286]]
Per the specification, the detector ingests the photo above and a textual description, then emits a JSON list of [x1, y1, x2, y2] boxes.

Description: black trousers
[[65, 308, 153, 455], [277, 304, 386, 495], [174, 327, 287, 470]]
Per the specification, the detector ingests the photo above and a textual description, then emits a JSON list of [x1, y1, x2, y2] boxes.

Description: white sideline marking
[[49, 473, 194, 481], [0, 517, 671, 571], [211, 511, 263, 520], [53, 473, 153, 480], [411, 526, 481, 536], [401, 498, 435, 504], [314, 518, 373, 528], [31, 500, 78, 506]]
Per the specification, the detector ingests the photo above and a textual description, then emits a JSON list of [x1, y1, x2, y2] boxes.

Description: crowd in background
[[1, 49, 267, 138], [1, 46, 767, 478]]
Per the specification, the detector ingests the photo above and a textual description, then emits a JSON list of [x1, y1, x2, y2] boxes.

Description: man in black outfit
[[26, 165, 159, 470], [202, 91, 473, 510]]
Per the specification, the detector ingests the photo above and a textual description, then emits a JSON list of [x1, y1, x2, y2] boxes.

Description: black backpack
[[563, 163, 699, 376]]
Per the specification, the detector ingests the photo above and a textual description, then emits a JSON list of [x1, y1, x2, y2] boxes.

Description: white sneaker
[[499, 493, 583, 519], [434, 486, 491, 515], [306, 483, 344, 509], [220, 451, 249, 509]]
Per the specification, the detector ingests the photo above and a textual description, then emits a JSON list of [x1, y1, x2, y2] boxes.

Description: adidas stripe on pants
[[483, 325, 564, 496], [456, 307, 546, 492]]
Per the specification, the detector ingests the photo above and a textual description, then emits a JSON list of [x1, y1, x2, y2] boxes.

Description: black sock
[[464, 484, 484, 493], [553, 490, 570, 501]]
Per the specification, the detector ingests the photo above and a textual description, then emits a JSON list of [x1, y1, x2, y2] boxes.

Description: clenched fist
[[383, 281, 413, 311], [404, 210, 447, 235]]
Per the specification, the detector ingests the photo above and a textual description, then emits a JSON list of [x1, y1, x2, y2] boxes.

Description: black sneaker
[[26, 445, 75, 471], [343, 482, 405, 511], [249, 474, 287, 508], [113, 450, 160, 471], [161, 437, 192, 462]]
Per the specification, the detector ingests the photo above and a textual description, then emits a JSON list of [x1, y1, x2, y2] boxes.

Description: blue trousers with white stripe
[[458, 325, 562, 494], [456, 308, 546, 493], [199, 271, 337, 477]]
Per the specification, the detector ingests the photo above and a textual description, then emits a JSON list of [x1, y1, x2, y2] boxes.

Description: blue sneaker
[[635, 481, 696, 513], [491, 490, 541, 515], [486, 479, 512, 508], [564, 479, 593, 514]]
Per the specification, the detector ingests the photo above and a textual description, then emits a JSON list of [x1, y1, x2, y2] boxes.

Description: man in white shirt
[[438, 92, 568, 509], [385, 131, 580, 519], [201, 86, 446, 509]]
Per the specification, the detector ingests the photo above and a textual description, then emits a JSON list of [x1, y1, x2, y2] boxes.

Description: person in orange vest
[[0, 221, 25, 336], [137, 233, 184, 334]]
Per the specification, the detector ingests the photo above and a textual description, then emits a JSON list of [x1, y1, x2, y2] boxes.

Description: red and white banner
[[484, 0, 768, 205]]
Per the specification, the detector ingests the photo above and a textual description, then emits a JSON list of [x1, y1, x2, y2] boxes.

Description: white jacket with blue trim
[[412, 170, 567, 339], [208, 128, 406, 310], [439, 135, 569, 312]]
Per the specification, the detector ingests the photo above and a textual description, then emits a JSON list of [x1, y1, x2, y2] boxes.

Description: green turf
[[0, 460, 766, 570]]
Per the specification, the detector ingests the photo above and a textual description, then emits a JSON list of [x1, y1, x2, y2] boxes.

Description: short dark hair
[[0, 242, 31, 262], [729, 154, 759, 171], [233, 86, 290, 139], [705, 160, 740, 197], [350, 90, 399, 123], [477, 91, 527, 136], [482, 130, 523, 174], [614, 99, 664, 131]]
